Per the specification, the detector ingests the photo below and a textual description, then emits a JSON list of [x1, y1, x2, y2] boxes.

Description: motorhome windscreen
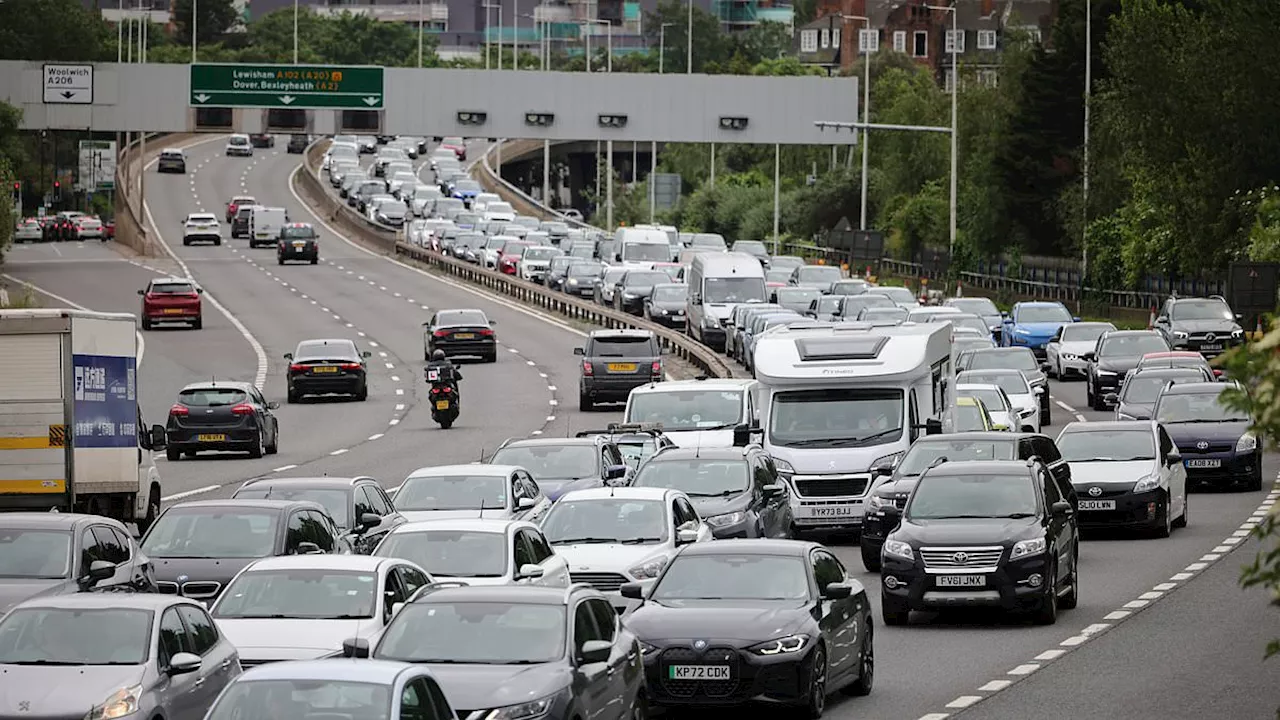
[[796, 336, 889, 361], [769, 388, 904, 448]]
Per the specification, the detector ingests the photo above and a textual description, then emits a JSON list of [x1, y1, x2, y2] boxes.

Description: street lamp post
[[1082, 0, 1092, 289], [652, 22, 674, 222], [292, 0, 299, 63], [923, 3, 958, 256], [191, 0, 198, 62], [417, 0, 424, 67], [686, 0, 693, 73], [843, 14, 871, 231]]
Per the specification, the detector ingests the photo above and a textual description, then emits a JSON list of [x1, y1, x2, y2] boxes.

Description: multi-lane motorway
[[3, 135, 1277, 720]]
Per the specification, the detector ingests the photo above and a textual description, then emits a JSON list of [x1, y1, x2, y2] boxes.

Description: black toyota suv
[[575, 329, 663, 410], [630, 445, 791, 540], [1153, 295, 1245, 358], [880, 459, 1080, 626], [860, 432, 1074, 572], [1084, 330, 1171, 410], [956, 347, 1051, 426], [349, 583, 646, 720], [231, 476, 405, 554]]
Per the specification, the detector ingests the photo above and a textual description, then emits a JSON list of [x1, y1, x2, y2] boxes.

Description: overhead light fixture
[[719, 116, 749, 131], [525, 112, 555, 127], [457, 111, 487, 126], [598, 114, 628, 129]]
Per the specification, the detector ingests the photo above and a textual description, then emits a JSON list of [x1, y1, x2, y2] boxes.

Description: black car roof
[[589, 328, 654, 339], [911, 431, 1028, 443], [166, 499, 320, 512], [1129, 367, 1206, 377], [922, 460, 1034, 476], [647, 446, 753, 461], [678, 538, 817, 557]]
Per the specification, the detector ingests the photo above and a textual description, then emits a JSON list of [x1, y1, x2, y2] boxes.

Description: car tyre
[[355, 385, 369, 401], [1060, 547, 1079, 610], [141, 317, 152, 331], [485, 351, 497, 363], [183, 238, 191, 246], [628, 691, 648, 720], [843, 622, 874, 697], [1172, 492, 1188, 528], [799, 643, 827, 719], [192, 317, 202, 330], [1152, 492, 1172, 538], [1033, 566, 1058, 625], [137, 486, 161, 536], [278, 256, 285, 265], [579, 392, 593, 412], [1247, 465, 1264, 492], [166, 446, 180, 461], [310, 256, 318, 265], [265, 427, 279, 455], [287, 388, 299, 403], [249, 431, 264, 459], [214, 238, 221, 246], [882, 597, 909, 626], [860, 542, 882, 573]]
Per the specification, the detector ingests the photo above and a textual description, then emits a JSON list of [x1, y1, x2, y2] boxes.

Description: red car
[[139, 277, 203, 330], [440, 136, 467, 161], [497, 239, 534, 275], [226, 195, 256, 223]]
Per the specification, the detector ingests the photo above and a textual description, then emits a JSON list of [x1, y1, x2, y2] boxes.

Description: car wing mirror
[[283, 353, 293, 360], [822, 582, 853, 600], [573, 347, 585, 356], [516, 563, 545, 580], [762, 482, 786, 499], [605, 464, 628, 480], [517, 497, 536, 510], [166, 652, 202, 676], [1166, 451, 1182, 466], [150, 424, 167, 450], [196, 288, 203, 294], [362, 351, 373, 358], [341, 637, 370, 659], [391, 601, 405, 617], [1072, 316, 1081, 322], [675, 528, 699, 545], [296, 541, 322, 554], [732, 423, 752, 447], [579, 639, 612, 665], [266, 401, 280, 410], [924, 418, 942, 435], [1051, 500, 1073, 517], [1102, 392, 1118, 404], [358, 512, 381, 532], [619, 582, 647, 600], [136, 289, 145, 296], [81, 560, 116, 587]]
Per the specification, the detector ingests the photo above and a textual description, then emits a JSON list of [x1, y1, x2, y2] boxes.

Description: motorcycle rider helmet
[[431, 349, 447, 361]]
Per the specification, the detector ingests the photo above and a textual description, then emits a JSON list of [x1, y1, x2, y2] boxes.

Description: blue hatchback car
[[1001, 301, 1078, 357]]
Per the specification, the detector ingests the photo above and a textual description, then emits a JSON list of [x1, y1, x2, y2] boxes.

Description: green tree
[[642, 0, 728, 74], [173, 0, 239, 47], [0, 0, 113, 61], [736, 21, 792, 64], [0, 101, 22, 262]]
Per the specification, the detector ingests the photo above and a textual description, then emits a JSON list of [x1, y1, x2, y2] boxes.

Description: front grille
[[570, 572, 629, 593], [182, 581, 222, 598], [659, 646, 740, 699], [1082, 486, 1137, 499], [793, 476, 869, 498], [157, 581, 179, 594], [920, 546, 1004, 569], [1183, 443, 1232, 454]]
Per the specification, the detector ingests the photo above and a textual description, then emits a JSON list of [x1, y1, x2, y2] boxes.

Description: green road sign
[[189, 64, 384, 109]]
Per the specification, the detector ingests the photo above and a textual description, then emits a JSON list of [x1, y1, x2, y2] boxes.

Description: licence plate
[[292, 241, 306, 247], [435, 400, 450, 410], [668, 665, 731, 680], [453, 333, 475, 340], [607, 363, 637, 372], [937, 575, 985, 587], [312, 366, 339, 373], [196, 434, 226, 442], [1186, 459, 1221, 468], [163, 308, 184, 314], [1078, 500, 1116, 511], [1199, 344, 1223, 351], [803, 504, 859, 518]]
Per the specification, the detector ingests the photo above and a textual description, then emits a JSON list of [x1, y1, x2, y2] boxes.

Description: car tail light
[[433, 330, 447, 337], [290, 363, 306, 372], [478, 328, 494, 336], [582, 360, 593, 375], [169, 404, 189, 416], [230, 404, 255, 415], [339, 362, 361, 370], [651, 361, 662, 375], [430, 386, 439, 395]]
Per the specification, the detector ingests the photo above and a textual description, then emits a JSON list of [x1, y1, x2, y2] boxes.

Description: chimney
[[982, 0, 994, 16]]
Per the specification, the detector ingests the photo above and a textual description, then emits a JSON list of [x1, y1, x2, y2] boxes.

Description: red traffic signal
[[53, 180, 60, 188]]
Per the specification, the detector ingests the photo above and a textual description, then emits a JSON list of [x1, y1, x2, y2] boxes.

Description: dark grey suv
[[347, 583, 646, 720], [1153, 295, 1245, 358], [575, 329, 663, 411]]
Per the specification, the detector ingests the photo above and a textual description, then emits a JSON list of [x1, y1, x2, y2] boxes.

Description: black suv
[[1084, 330, 1171, 410], [880, 459, 1080, 626], [348, 583, 646, 720], [956, 347, 1051, 426], [1153, 295, 1245, 358], [861, 432, 1074, 572], [0, 513, 157, 616], [575, 329, 663, 410], [231, 476, 405, 554], [139, 499, 352, 603], [287, 134, 309, 154], [630, 445, 791, 540], [278, 222, 320, 264], [490, 436, 631, 500]]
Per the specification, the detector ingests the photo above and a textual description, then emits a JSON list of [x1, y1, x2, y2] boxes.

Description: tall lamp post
[[651, 22, 674, 222], [925, 2, 959, 256], [583, 18, 614, 228], [416, 0, 424, 67], [292, 0, 299, 63], [843, 14, 871, 232], [1082, 0, 1092, 289], [191, 0, 198, 62]]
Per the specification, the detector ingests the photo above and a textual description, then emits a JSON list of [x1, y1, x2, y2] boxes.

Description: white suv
[[182, 212, 222, 246], [225, 134, 253, 157]]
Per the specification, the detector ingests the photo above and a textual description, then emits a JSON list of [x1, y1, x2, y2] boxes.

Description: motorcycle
[[426, 367, 460, 429]]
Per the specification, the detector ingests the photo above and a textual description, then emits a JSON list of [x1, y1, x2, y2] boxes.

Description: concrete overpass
[[490, 139, 660, 216]]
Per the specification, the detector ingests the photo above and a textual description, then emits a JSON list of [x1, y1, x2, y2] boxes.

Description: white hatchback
[[373, 518, 570, 588]]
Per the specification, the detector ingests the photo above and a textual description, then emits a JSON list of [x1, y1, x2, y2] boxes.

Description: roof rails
[[409, 581, 472, 602]]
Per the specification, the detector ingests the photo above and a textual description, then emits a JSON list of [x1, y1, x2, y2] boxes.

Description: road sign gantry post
[[188, 64, 384, 109]]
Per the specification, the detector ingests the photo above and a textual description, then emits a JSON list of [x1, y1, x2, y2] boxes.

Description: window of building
[[913, 30, 928, 57], [801, 29, 818, 53], [945, 29, 965, 53], [977, 29, 997, 49], [832, 29, 840, 48], [977, 69, 999, 87], [820, 28, 830, 49], [1024, 26, 1043, 43], [859, 29, 879, 53], [893, 30, 907, 53]]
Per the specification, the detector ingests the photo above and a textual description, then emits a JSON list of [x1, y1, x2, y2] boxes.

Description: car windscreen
[[1056, 429, 1156, 462], [0, 607, 152, 665], [946, 403, 988, 432], [632, 459, 749, 497], [622, 243, 671, 263], [1101, 334, 1170, 357], [436, 310, 488, 327], [651, 285, 688, 302], [395, 474, 507, 511], [624, 272, 669, 287], [651, 555, 810, 601], [958, 371, 1029, 396], [704, 276, 766, 304], [178, 388, 248, 407], [294, 342, 359, 362], [232, 487, 349, 528], [490, 445, 598, 480], [503, 243, 532, 257], [589, 336, 656, 357], [0, 529, 71, 579], [187, 215, 217, 224], [775, 288, 821, 306], [375, 530, 506, 577], [734, 241, 767, 255], [1015, 305, 1072, 323], [376, 602, 564, 664], [968, 350, 1037, 372], [569, 262, 603, 277], [206, 680, 391, 720], [626, 389, 742, 429], [948, 298, 999, 316], [378, 202, 408, 215], [796, 266, 842, 283], [1170, 300, 1233, 321], [280, 226, 317, 239], [214, 569, 377, 619], [1121, 372, 1200, 403], [769, 388, 904, 449], [1155, 390, 1250, 423], [541, 498, 668, 545], [957, 386, 1012, 413], [150, 281, 196, 295], [896, 439, 1016, 476], [1062, 324, 1113, 343], [454, 180, 481, 193], [906, 472, 1039, 519], [141, 508, 279, 558], [525, 248, 560, 261]]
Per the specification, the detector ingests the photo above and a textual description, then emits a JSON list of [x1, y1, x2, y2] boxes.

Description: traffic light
[[9, 181, 18, 199], [52, 180, 61, 199]]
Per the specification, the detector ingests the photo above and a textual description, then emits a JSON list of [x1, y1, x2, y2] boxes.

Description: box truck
[[0, 309, 164, 532]]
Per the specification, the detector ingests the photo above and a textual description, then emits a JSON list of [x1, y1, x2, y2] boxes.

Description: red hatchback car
[[139, 277, 203, 330]]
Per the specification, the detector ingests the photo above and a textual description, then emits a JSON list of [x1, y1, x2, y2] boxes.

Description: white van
[[249, 206, 289, 248], [686, 252, 767, 352], [612, 227, 671, 268], [752, 322, 952, 535], [623, 378, 760, 448]]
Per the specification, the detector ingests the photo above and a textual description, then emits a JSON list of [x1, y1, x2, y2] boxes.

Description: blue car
[[1001, 301, 1078, 357], [451, 178, 482, 204]]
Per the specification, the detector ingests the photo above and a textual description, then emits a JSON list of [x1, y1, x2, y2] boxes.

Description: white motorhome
[[0, 309, 164, 531], [686, 252, 768, 352], [752, 322, 953, 535], [612, 227, 672, 268]]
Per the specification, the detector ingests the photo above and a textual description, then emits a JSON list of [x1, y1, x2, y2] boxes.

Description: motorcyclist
[[425, 349, 462, 405]]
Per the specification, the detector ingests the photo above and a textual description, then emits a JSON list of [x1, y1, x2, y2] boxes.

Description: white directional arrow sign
[[194, 94, 211, 103], [279, 96, 296, 105], [363, 96, 380, 106]]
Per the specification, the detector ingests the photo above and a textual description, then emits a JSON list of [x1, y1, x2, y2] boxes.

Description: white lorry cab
[[752, 321, 952, 535], [612, 227, 672, 269], [622, 378, 760, 448], [0, 309, 164, 532], [686, 252, 768, 352]]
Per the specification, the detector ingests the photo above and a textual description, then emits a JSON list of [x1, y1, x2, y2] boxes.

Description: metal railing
[[296, 141, 733, 379]]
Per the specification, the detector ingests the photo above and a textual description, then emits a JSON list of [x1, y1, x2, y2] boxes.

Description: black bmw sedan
[[621, 539, 874, 716]]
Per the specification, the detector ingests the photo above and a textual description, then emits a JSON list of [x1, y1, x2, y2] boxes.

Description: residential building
[[716, 0, 795, 33]]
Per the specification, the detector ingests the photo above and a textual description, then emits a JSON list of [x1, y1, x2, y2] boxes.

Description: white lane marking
[[385, 362, 395, 369], [1123, 599, 1150, 609], [395, 404, 405, 411], [1054, 400, 1076, 413], [368, 434, 384, 441], [161, 484, 222, 502], [546, 416, 556, 422], [329, 448, 349, 456], [369, 341, 380, 347], [1103, 610, 1131, 621], [273, 464, 298, 472], [1, 274, 147, 368], [1059, 636, 1088, 647], [379, 351, 388, 357], [1075, 413, 1087, 422], [390, 375, 400, 382], [945, 697, 982, 710], [396, 388, 404, 395], [1184, 562, 1208, 572], [1169, 572, 1194, 581], [1152, 582, 1177, 591], [547, 385, 557, 392], [388, 418, 400, 425], [978, 680, 1012, 692], [917, 715, 951, 720], [1034, 649, 1066, 661], [1137, 591, 1163, 600], [1081, 623, 1110, 635], [1007, 664, 1039, 676]]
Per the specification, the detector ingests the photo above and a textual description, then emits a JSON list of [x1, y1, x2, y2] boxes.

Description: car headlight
[[705, 511, 746, 528], [773, 458, 795, 479], [1019, 406, 1036, 417], [1096, 369, 1117, 376], [867, 493, 890, 510], [1011, 537, 1046, 560], [1173, 331, 1189, 339], [1237, 433, 1257, 453], [85, 685, 142, 720], [1134, 475, 1161, 493], [1062, 353, 1078, 360], [1116, 413, 1136, 421], [567, 278, 579, 286], [872, 451, 904, 470], [883, 538, 915, 561], [628, 556, 669, 580], [747, 634, 811, 656], [1231, 328, 1244, 339], [483, 689, 564, 720]]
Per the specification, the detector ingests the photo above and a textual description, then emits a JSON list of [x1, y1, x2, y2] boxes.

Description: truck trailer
[[0, 309, 164, 532]]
